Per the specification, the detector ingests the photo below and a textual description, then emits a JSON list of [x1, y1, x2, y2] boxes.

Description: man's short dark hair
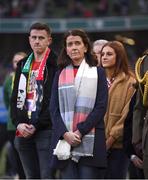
[[29, 22, 51, 36]]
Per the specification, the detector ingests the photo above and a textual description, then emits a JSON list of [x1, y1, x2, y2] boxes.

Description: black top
[[10, 50, 57, 131]]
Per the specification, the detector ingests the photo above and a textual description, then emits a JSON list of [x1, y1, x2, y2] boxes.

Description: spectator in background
[[94, 0, 108, 16], [67, 0, 84, 17], [49, 29, 108, 179], [100, 41, 136, 179], [10, 22, 57, 179], [112, 0, 130, 16], [93, 39, 108, 66], [3, 52, 27, 179]]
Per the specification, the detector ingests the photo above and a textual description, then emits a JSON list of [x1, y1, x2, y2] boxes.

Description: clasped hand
[[63, 130, 82, 147], [17, 123, 36, 138]]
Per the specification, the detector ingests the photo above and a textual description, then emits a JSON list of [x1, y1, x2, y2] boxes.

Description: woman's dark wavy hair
[[100, 40, 135, 78], [58, 29, 97, 69]]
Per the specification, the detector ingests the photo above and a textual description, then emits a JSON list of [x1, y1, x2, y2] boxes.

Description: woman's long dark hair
[[58, 29, 97, 69]]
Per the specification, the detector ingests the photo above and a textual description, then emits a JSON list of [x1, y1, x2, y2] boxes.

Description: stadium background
[[0, 0, 148, 84]]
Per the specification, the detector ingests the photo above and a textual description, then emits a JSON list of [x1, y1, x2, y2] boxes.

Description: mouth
[[102, 60, 109, 63], [71, 52, 79, 56]]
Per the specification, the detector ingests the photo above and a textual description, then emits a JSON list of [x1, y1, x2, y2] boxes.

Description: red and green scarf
[[17, 48, 50, 121]]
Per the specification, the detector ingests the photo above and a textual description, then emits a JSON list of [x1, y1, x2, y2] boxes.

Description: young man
[[10, 22, 57, 179]]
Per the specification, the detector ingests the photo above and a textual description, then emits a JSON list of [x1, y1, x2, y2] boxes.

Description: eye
[[19, 90, 24, 93], [67, 42, 73, 47], [101, 52, 105, 56], [75, 41, 81, 45], [107, 52, 114, 56], [31, 36, 37, 40], [38, 36, 45, 40]]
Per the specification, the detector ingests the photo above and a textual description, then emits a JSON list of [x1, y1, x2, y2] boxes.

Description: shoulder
[[46, 49, 57, 67], [118, 72, 136, 84], [127, 75, 137, 88], [97, 66, 105, 73], [96, 66, 106, 78], [17, 56, 28, 66], [55, 68, 62, 77]]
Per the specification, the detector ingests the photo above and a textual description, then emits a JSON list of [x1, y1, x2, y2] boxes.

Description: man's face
[[17, 89, 26, 109], [29, 29, 52, 54], [17, 74, 26, 110]]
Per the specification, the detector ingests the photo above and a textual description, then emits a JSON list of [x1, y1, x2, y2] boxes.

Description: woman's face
[[66, 35, 87, 65], [101, 46, 116, 68]]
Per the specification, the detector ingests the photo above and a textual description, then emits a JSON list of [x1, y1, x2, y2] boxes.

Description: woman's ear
[[84, 46, 88, 53]]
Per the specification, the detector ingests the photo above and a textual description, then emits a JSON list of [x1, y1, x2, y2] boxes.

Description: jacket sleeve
[[49, 70, 68, 137], [132, 86, 146, 144], [77, 67, 108, 136], [123, 92, 136, 158]]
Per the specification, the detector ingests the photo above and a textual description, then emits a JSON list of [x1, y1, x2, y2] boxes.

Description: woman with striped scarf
[[49, 29, 108, 179]]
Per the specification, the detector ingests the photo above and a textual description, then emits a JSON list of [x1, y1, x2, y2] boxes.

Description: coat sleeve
[[123, 92, 136, 158], [132, 86, 146, 144], [49, 70, 68, 137], [77, 67, 108, 136]]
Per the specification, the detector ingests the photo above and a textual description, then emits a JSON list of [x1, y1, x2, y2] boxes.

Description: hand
[[63, 131, 81, 146], [131, 155, 143, 169], [133, 142, 143, 159], [74, 130, 82, 139], [17, 123, 36, 138], [106, 136, 115, 150]]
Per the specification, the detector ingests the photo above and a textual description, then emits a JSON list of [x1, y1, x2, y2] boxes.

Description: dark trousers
[[7, 131, 25, 179], [61, 159, 106, 179], [128, 161, 144, 179], [0, 124, 7, 152], [143, 154, 148, 179], [14, 129, 54, 179], [105, 148, 129, 179]]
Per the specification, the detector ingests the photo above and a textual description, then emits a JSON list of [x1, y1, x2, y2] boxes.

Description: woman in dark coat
[[49, 29, 108, 179]]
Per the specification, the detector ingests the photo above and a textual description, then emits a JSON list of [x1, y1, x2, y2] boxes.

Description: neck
[[72, 58, 83, 66], [105, 68, 115, 80], [34, 48, 48, 62]]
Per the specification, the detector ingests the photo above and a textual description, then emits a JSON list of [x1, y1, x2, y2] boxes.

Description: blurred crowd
[[0, 0, 38, 18], [0, 0, 148, 18]]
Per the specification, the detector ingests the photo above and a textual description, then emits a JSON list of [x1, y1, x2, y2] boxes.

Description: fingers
[[63, 131, 81, 146], [132, 157, 143, 169], [74, 130, 82, 139], [17, 123, 36, 138]]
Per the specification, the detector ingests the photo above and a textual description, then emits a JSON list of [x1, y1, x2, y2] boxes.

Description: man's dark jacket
[[10, 50, 57, 131]]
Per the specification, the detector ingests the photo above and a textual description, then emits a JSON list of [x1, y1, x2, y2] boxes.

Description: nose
[[32, 37, 40, 43], [71, 43, 77, 49], [102, 53, 107, 59]]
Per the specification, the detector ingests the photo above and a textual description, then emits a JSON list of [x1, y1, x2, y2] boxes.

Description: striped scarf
[[58, 59, 98, 162]]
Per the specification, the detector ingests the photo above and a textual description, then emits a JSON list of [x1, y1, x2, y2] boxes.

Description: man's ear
[[48, 37, 52, 46]]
